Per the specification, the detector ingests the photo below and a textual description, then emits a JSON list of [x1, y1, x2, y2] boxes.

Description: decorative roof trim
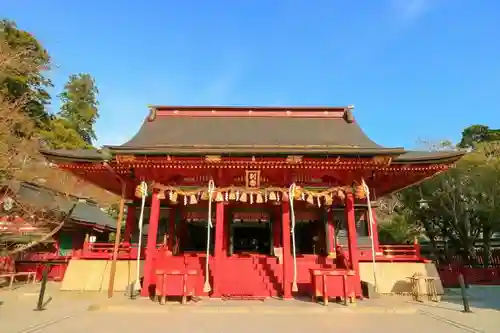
[[146, 105, 353, 119]]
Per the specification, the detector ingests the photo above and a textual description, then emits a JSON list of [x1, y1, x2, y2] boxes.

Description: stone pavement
[[1, 283, 500, 333]]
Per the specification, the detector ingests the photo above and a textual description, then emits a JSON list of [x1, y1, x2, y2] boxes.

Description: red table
[[155, 269, 198, 304], [310, 268, 356, 306]]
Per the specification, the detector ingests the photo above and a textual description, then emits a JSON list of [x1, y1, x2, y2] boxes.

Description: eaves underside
[[40, 147, 465, 166]]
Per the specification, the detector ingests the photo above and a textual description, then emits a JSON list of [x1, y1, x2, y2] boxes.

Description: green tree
[[58, 73, 99, 145], [458, 125, 500, 149], [0, 19, 52, 128], [399, 142, 500, 266], [39, 117, 90, 149]]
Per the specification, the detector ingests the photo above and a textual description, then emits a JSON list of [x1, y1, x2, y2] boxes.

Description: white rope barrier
[[289, 183, 298, 292], [203, 179, 215, 293], [362, 178, 378, 292], [134, 181, 147, 293]]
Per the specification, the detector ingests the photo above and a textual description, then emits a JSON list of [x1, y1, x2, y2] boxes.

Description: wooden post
[[107, 184, 126, 298], [124, 205, 136, 243], [212, 201, 225, 297], [345, 192, 361, 298], [141, 191, 161, 297], [281, 202, 292, 299]]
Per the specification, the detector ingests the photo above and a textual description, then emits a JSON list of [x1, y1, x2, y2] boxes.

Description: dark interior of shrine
[[181, 219, 328, 256]]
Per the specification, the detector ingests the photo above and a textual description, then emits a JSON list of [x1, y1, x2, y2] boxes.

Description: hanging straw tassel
[[203, 180, 215, 293], [289, 183, 299, 293]]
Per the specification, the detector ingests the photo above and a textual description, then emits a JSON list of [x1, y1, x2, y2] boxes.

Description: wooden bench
[[0, 272, 37, 290]]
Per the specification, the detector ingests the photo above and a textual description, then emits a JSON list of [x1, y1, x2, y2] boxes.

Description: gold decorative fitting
[[205, 155, 222, 163], [215, 192, 224, 202], [256, 193, 264, 204], [269, 191, 277, 201], [245, 170, 260, 189], [239, 192, 248, 202], [116, 155, 136, 163], [372, 156, 392, 165], [286, 155, 303, 164]]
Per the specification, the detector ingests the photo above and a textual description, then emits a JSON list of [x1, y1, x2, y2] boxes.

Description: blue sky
[[3, 0, 500, 149]]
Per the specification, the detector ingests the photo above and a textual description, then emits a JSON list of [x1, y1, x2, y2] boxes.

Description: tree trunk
[[482, 228, 493, 268]]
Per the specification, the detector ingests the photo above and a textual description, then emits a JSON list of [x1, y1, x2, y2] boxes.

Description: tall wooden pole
[[107, 182, 126, 298]]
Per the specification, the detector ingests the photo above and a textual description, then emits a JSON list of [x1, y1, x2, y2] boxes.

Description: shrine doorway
[[229, 210, 272, 256], [294, 220, 327, 256], [230, 222, 271, 255]]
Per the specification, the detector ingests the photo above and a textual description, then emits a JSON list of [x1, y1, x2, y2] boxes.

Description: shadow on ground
[[440, 286, 500, 311]]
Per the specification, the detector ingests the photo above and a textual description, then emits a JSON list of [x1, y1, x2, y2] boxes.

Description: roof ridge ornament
[[147, 106, 157, 122], [344, 105, 354, 123]]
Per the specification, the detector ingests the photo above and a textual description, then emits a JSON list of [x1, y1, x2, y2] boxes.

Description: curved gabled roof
[[105, 105, 405, 156], [39, 105, 466, 164]]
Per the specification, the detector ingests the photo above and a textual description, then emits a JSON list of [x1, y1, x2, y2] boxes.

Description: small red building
[[0, 181, 116, 280], [41, 106, 464, 300]]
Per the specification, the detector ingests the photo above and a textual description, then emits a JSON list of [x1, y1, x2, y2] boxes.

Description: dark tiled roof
[[38, 106, 466, 163], [4, 181, 115, 230], [107, 108, 404, 155], [393, 151, 466, 163]]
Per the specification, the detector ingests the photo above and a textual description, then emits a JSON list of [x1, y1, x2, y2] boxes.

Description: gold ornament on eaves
[[134, 182, 368, 206]]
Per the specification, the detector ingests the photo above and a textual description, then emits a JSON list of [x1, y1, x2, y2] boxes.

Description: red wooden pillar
[[167, 206, 176, 252], [212, 202, 225, 297], [141, 191, 161, 297], [368, 208, 380, 252], [345, 193, 362, 297], [326, 209, 336, 258], [281, 202, 292, 299], [123, 205, 136, 243]]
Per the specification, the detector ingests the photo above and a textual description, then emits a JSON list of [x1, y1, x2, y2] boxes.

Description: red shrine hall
[[41, 105, 464, 302]]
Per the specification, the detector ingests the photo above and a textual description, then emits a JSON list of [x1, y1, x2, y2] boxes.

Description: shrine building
[[40, 106, 464, 301]]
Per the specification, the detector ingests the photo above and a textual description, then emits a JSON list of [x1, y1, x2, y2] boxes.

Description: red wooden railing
[[357, 243, 423, 262], [12, 242, 424, 262]]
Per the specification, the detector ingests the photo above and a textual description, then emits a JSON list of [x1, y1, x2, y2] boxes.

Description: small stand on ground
[[34, 265, 49, 311], [458, 273, 472, 313]]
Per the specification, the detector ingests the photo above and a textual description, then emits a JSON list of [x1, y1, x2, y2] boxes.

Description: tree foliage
[[0, 19, 117, 255], [396, 140, 500, 266], [0, 19, 52, 128], [458, 124, 500, 149], [58, 73, 99, 145]]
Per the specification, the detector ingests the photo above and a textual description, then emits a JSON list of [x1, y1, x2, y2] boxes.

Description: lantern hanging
[[239, 192, 248, 203], [216, 192, 224, 202], [229, 191, 236, 200], [256, 193, 264, 204], [269, 191, 277, 201]]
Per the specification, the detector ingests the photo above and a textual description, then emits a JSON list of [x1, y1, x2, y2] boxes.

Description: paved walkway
[[1, 283, 500, 333]]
